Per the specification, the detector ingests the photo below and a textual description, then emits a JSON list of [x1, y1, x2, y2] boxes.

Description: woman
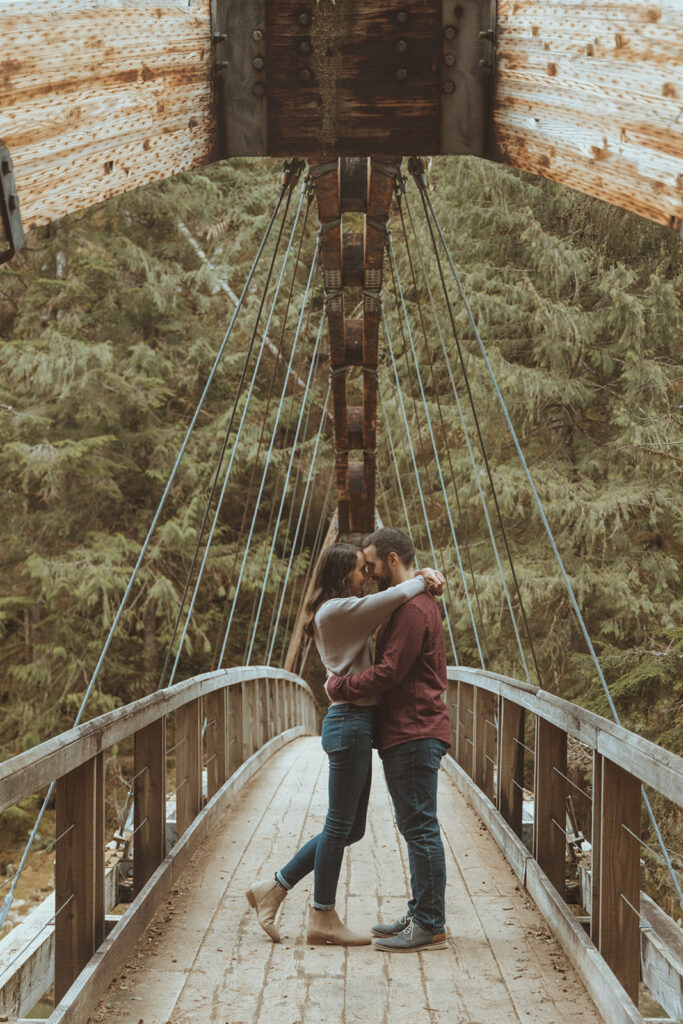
[[246, 541, 443, 945]]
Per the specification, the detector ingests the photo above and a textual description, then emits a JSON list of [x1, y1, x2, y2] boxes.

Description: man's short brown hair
[[361, 527, 416, 567]]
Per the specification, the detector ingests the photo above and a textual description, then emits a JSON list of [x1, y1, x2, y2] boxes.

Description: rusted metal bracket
[[212, 0, 268, 157], [440, 0, 493, 155], [0, 146, 24, 265]]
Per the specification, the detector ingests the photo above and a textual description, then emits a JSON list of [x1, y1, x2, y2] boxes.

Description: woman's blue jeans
[[276, 704, 375, 908]]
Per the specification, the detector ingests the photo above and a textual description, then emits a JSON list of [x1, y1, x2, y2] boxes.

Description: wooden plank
[[94, 752, 104, 949], [175, 698, 201, 839], [204, 686, 227, 799], [492, 0, 683, 230], [0, 666, 314, 813], [54, 757, 98, 1004], [0, 0, 215, 230], [534, 717, 567, 897], [49, 728, 308, 1024], [591, 749, 602, 945], [457, 680, 475, 777], [597, 756, 642, 1003], [266, 0, 440, 156], [498, 696, 525, 839], [473, 687, 497, 801], [228, 682, 244, 777], [133, 717, 166, 898]]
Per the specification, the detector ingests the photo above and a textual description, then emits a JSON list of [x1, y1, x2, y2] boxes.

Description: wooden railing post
[[498, 697, 525, 838], [55, 753, 103, 1003], [228, 683, 244, 776], [534, 717, 567, 896], [204, 687, 227, 799], [473, 688, 497, 801], [133, 718, 166, 897], [176, 698, 201, 838], [457, 681, 474, 777], [272, 677, 281, 735], [595, 755, 641, 1002], [447, 679, 459, 760], [260, 678, 269, 745]]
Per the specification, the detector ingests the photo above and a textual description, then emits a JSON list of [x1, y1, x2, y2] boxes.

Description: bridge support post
[[204, 687, 227, 799], [533, 718, 567, 897], [498, 697, 525, 839], [54, 752, 104, 1003], [176, 698, 201, 838], [134, 718, 166, 896], [473, 688, 497, 801], [594, 755, 641, 1002], [228, 683, 244, 777], [457, 682, 474, 777]]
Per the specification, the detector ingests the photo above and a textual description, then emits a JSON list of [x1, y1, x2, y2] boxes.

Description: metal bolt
[[1, 160, 9, 176], [299, 67, 312, 82], [212, 32, 227, 42], [8, 194, 16, 211], [444, 53, 456, 67], [297, 11, 311, 27], [397, 10, 408, 23], [299, 39, 312, 55], [396, 39, 408, 54], [252, 82, 265, 96], [252, 56, 264, 70], [444, 25, 457, 40], [396, 67, 408, 82], [215, 60, 230, 70], [443, 81, 455, 94], [479, 28, 495, 41], [252, 29, 264, 42]]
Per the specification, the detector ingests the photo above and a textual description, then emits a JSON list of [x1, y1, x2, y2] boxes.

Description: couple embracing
[[247, 527, 451, 952]]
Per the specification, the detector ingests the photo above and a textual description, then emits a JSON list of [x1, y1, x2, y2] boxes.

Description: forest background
[[0, 156, 681, 915]]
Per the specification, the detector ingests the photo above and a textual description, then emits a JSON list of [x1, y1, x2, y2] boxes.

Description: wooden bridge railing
[[0, 667, 318, 1021], [445, 666, 683, 1021]]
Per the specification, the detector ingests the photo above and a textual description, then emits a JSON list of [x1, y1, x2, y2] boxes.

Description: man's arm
[[326, 602, 426, 701]]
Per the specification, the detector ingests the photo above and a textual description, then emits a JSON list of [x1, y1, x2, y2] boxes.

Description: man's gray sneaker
[[373, 918, 447, 952], [371, 912, 411, 937]]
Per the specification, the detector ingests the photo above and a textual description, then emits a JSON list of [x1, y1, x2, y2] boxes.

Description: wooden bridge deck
[[90, 736, 601, 1024]]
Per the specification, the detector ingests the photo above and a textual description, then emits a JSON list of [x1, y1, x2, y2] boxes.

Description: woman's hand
[[414, 567, 445, 596]]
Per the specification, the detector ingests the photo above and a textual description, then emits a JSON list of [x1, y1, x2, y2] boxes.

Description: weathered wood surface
[[0, 667, 316, 814], [492, 0, 683, 229], [448, 667, 683, 807], [0, 0, 215, 230], [88, 737, 601, 1024]]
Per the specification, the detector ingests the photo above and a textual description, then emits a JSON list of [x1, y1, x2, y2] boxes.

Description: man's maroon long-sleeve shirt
[[325, 590, 451, 753]]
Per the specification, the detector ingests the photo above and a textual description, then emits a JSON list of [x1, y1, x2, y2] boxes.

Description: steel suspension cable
[[161, 172, 308, 688], [382, 308, 458, 663], [279, 463, 335, 667], [420, 179, 683, 910], [263, 360, 327, 663], [401, 186, 531, 683], [388, 236, 485, 669], [211, 187, 314, 670], [245, 315, 325, 664], [217, 242, 321, 668], [396, 192, 490, 666], [409, 160, 543, 689], [0, 165, 297, 932], [379, 384, 419, 554]]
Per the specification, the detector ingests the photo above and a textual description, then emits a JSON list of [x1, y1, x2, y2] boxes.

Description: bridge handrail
[[0, 667, 314, 815], [445, 665, 683, 1013], [447, 666, 683, 807]]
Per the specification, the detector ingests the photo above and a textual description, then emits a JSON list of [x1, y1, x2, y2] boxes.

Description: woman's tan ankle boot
[[245, 878, 287, 941], [306, 907, 371, 946]]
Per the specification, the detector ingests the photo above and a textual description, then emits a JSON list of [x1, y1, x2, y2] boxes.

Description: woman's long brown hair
[[303, 543, 360, 637]]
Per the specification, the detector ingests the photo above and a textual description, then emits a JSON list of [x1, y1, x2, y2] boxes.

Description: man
[[325, 527, 451, 952]]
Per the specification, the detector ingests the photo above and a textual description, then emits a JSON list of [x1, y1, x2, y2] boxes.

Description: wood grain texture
[[134, 718, 166, 897], [0, 0, 215, 230], [534, 717, 567, 897], [492, 0, 683, 229], [498, 696, 525, 838]]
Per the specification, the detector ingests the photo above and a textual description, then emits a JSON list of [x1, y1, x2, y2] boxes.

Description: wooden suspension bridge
[[1, 2, 682, 1023]]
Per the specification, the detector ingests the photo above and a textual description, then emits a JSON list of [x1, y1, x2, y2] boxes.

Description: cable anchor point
[[407, 156, 428, 191]]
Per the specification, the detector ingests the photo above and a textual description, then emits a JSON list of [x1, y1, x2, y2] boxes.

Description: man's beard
[[375, 576, 389, 591]]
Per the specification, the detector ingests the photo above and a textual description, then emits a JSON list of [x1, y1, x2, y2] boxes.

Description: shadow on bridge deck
[[90, 737, 601, 1024]]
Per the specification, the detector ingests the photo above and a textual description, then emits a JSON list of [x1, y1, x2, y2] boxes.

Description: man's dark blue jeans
[[381, 737, 449, 933], [276, 704, 375, 908]]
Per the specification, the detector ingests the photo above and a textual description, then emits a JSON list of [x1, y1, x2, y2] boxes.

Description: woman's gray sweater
[[314, 576, 427, 706]]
